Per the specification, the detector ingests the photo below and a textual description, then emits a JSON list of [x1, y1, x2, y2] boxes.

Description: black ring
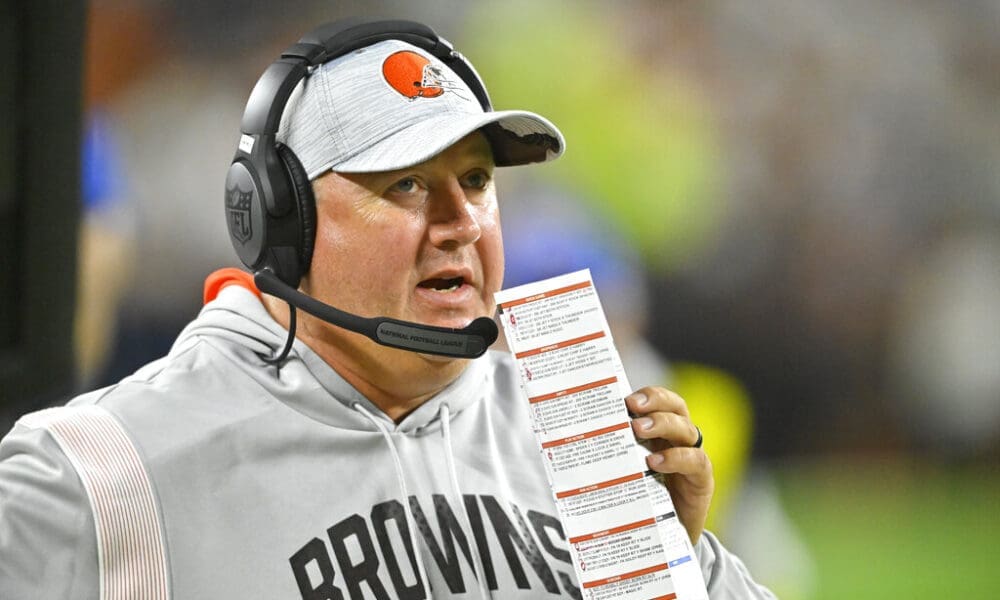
[[693, 425, 703, 449]]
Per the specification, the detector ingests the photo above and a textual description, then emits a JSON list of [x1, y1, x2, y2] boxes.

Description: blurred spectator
[[887, 220, 1000, 459], [75, 0, 160, 386], [82, 1, 330, 383], [76, 110, 136, 387]]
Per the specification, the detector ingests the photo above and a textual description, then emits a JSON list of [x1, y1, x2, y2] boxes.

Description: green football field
[[772, 459, 1000, 599]]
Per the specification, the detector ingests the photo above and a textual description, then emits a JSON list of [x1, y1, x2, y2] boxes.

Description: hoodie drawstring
[[440, 404, 490, 600], [352, 403, 431, 597]]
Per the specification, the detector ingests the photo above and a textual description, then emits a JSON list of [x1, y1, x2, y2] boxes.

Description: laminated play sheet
[[495, 269, 708, 600]]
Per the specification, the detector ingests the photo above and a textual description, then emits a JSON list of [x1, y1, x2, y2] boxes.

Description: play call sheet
[[496, 270, 708, 600]]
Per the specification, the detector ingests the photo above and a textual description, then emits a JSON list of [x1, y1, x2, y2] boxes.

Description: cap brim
[[322, 110, 565, 175]]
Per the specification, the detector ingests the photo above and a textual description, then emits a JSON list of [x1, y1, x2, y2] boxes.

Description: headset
[[224, 18, 498, 362]]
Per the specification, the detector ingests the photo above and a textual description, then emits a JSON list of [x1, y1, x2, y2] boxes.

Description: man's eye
[[463, 171, 490, 190], [390, 177, 418, 194]]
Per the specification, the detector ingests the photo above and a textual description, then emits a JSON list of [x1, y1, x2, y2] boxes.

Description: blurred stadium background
[[2, 1, 998, 597]]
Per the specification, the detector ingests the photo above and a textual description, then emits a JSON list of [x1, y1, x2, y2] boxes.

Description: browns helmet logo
[[382, 50, 466, 100]]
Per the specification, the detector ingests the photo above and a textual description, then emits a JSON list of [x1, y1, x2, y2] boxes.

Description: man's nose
[[427, 179, 482, 248]]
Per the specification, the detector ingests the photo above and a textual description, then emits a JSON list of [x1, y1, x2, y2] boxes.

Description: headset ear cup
[[275, 143, 316, 280]]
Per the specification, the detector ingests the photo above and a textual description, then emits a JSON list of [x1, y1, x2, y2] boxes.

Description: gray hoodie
[[0, 283, 774, 599]]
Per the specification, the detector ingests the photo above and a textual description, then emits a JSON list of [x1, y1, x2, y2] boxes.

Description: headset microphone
[[254, 269, 498, 359]]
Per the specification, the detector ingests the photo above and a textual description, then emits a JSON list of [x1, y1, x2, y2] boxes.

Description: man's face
[[301, 132, 503, 355]]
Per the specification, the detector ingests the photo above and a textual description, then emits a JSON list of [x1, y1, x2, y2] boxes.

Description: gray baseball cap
[[277, 39, 565, 179]]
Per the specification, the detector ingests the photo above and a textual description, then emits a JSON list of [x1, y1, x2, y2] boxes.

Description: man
[[0, 20, 773, 599]]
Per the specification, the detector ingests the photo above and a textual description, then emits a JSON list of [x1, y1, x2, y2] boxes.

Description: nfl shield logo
[[226, 186, 254, 244]]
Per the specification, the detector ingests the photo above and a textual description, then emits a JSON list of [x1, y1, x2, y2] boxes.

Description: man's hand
[[627, 386, 714, 545]]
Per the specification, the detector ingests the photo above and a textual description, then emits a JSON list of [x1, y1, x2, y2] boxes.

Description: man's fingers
[[646, 447, 713, 485], [625, 386, 690, 418], [631, 410, 700, 447], [628, 386, 714, 547]]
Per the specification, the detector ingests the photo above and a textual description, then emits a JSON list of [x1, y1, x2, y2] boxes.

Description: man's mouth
[[418, 276, 465, 293]]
